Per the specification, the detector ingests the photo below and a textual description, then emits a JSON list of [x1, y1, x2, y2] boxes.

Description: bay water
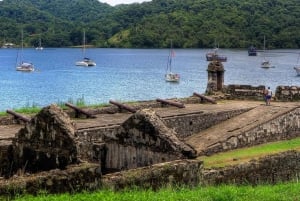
[[0, 48, 299, 112]]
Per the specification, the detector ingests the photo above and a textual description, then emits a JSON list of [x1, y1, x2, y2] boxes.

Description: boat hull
[[206, 52, 227, 62], [165, 73, 180, 82], [76, 60, 96, 67], [16, 63, 35, 72]]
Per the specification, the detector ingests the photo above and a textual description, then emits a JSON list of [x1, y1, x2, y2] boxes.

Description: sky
[[99, 0, 151, 6]]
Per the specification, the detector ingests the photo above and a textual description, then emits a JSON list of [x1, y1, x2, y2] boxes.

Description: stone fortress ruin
[[1, 61, 300, 195]]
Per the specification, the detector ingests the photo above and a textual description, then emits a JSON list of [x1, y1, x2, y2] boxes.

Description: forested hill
[[0, 0, 299, 48]]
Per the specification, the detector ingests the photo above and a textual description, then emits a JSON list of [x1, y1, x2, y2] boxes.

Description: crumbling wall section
[[224, 84, 265, 100], [12, 104, 78, 174], [204, 107, 300, 155], [275, 86, 300, 101]]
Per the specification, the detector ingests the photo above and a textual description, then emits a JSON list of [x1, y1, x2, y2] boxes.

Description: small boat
[[35, 36, 43, 50], [206, 47, 227, 62], [165, 40, 180, 82], [261, 59, 272, 68], [16, 30, 35, 72], [293, 53, 300, 76], [16, 62, 35, 72], [248, 46, 257, 56], [76, 57, 96, 67], [261, 36, 274, 68], [76, 30, 96, 67]]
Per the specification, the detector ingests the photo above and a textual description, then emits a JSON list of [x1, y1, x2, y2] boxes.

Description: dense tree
[[0, 0, 299, 48]]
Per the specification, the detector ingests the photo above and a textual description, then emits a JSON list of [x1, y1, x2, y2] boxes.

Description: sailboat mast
[[20, 29, 24, 63], [83, 30, 86, 57]]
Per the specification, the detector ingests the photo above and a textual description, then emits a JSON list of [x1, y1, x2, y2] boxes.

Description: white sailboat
[[165, 41, 180, 82], [75, 30, 96, 67], [16, 30, 35, 72], [35, 35, 43, 50], [293, 53, 300, 76], [261, 36, 273, 68]]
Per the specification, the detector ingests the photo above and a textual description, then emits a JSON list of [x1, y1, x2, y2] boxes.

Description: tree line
[[0, 0, 299, 49]]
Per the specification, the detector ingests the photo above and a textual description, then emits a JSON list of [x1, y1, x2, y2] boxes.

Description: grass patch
[[199, 138, 300, 168], [9, 182, 300, 201]]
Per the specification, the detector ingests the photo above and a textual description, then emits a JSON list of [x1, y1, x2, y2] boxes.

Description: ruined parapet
[[206, 61, 225, 94], [224, 84, 265, 100], [104, 109, 197, 171], [12, 104, 78, 174], [275, 86, 300, 101]]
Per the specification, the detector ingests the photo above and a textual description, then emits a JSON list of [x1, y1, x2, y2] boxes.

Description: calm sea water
[[0, 48, 299, 112]]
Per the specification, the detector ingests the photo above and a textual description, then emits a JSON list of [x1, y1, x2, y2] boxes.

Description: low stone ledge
[[102, 159, 202, 190], [202, 150, 300, 185], [0, 162, 101, 196]]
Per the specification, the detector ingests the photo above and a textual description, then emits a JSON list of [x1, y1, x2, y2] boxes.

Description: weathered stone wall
[[163, 108, 252, 138], [102, 159, 202, 190], [2, 151, 300, 196], [275, 86, 300, 101], [12, 105, 78, 174], [76, 109, 196, 172], [202, 150, 300, 185], [204, 107, 300, 155], [0, 163, 101, 196], [0, 141, 13, 178], [75, 108, 251, 170], [224, 84, 265, 100]]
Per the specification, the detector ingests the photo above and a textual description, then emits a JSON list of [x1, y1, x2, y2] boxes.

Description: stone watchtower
[[206, 61, 225, 94]]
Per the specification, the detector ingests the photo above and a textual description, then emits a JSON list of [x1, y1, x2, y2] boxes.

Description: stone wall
[[0, 141, 12, 178], [6, 105, 79, 177], [76, 109, 196, 172], [224, 84, 265, 100], [202, 150, 300, 185], [163, 108, 252, 138], [102, 159, 202, 190], [204, 107, 300, 155], [74, 107, 252, 170], [275, 86, 300, 101], [0, 163, 101, 196]]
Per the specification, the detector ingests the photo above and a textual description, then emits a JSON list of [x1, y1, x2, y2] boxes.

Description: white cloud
[[99, 0, 151, 6]]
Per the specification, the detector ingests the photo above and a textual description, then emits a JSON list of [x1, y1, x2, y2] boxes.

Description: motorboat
[[248, 46, 257, 56]]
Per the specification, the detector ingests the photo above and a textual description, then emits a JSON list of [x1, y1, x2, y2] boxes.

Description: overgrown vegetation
[[7, 182, 300, 201], [0, 0, 299, 48], [200, 137, 300, 168]]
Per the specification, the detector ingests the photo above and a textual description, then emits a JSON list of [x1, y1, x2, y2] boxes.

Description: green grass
[[7, 182, 300, 201], [199, 138, 300, 168]]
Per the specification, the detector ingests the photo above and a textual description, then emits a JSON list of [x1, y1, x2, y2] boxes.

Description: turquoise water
[[0, 48, 299, 111]]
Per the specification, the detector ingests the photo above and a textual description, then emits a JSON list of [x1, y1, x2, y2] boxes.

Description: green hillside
[[0, 0, 299, 48]]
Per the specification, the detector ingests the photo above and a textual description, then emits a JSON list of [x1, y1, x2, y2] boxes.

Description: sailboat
[[293, 53, 300, 76], [261, 36, 273, 68], [165, 41, 180, 82], [75, 30, 96, 67], [16, 30, 35, 72], [35, 35, 43, 50]]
